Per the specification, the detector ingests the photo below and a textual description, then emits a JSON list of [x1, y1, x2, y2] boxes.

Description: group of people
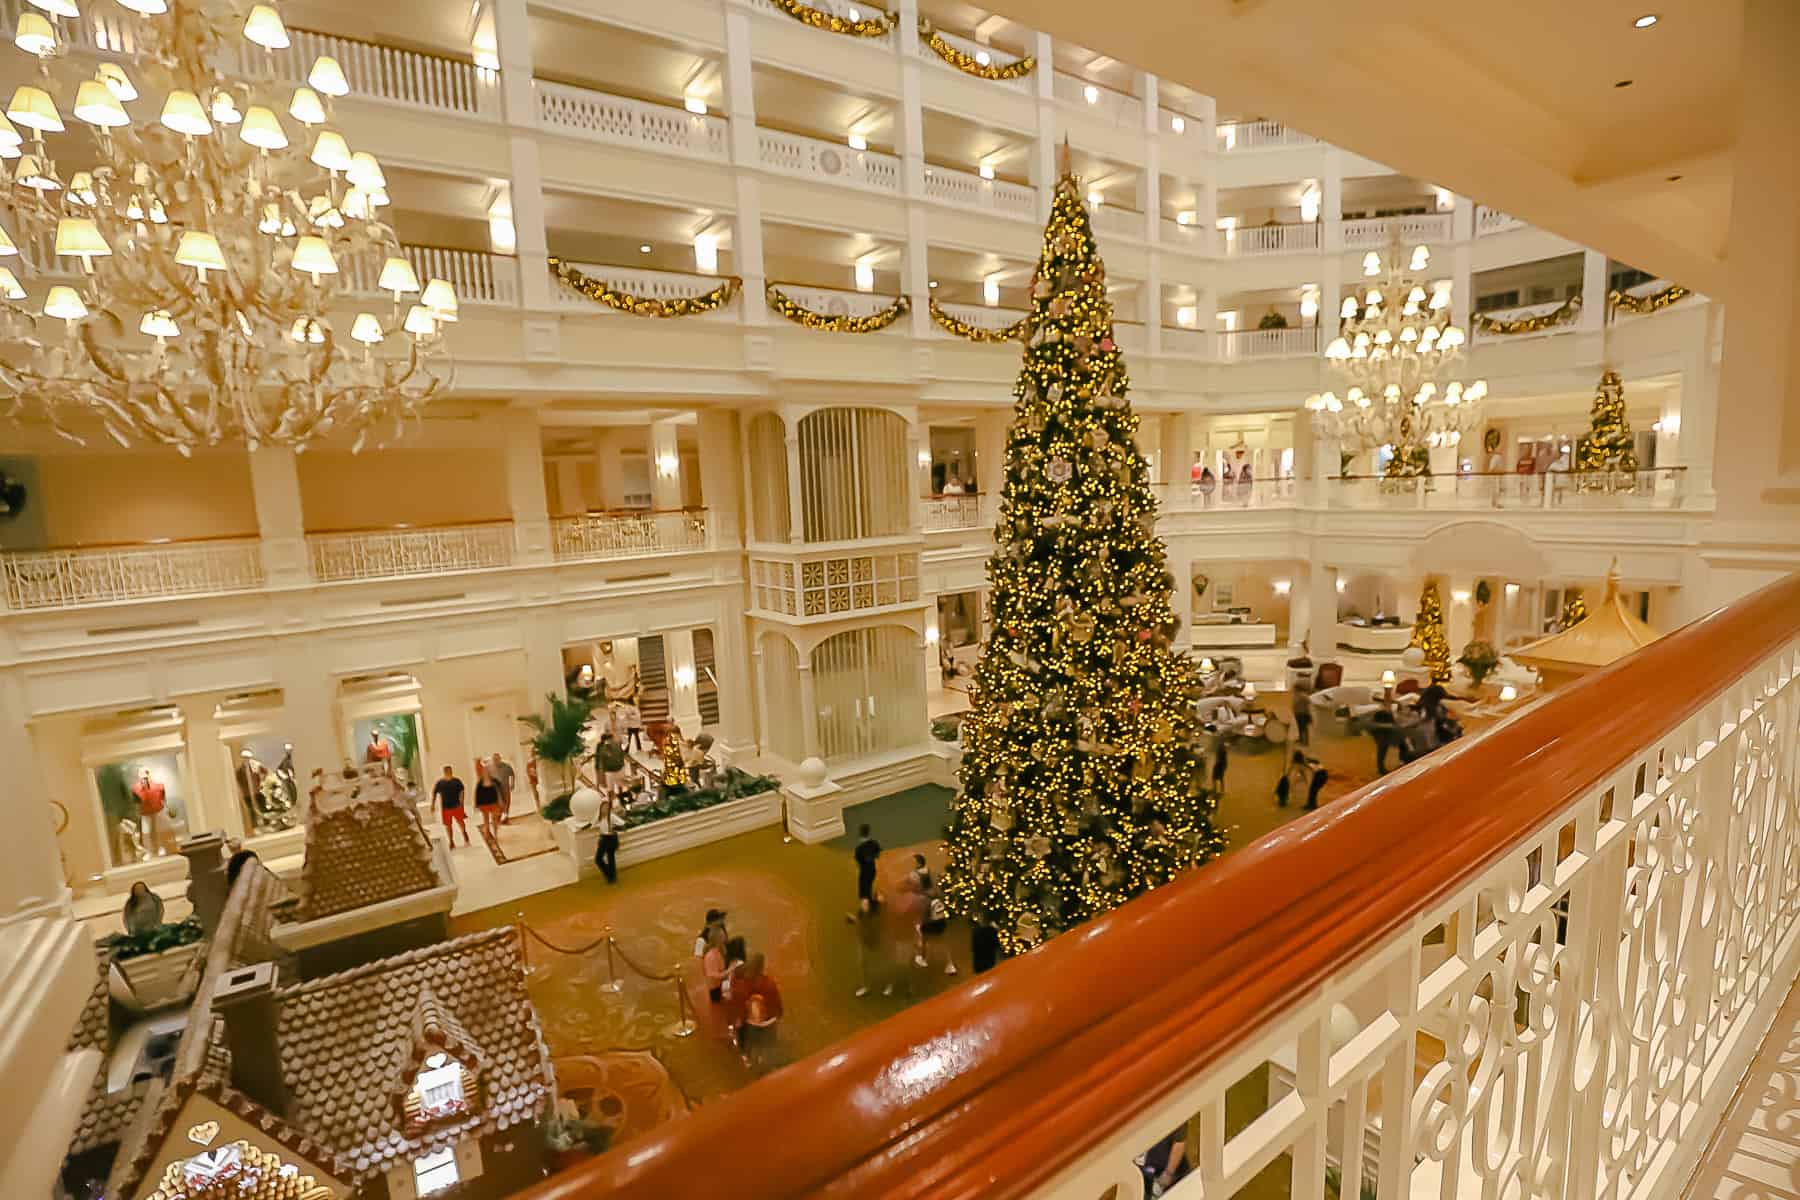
[[694, 908, 785, 1070], [849, 825, 958, 997], [430, 753, 517, 847]]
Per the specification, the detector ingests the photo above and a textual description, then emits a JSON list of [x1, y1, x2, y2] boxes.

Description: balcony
[[749, 545, 923, 622], [1217, 118, 1317, 151], [1170, 474, 1301, 510], [1216, 325, 1319, 361], [743, 0, 893, 44], [1052, 71, 1144, 127], [536, 81, 730, 161], [923, 166, 1037, 220], [520, 572, 1800, 1200], [343, 245, 520, 307], [767, 281, 907, 322], [549, 263, 742, 319], [1342, 212, 1454, 246], [930, 302, 1025, 338], [921, 494, 986, 532], [1330, 467, 1688, 511], [0, 538, 265, 611], [305, 521, 516, 583], [274, 28, 501, 121], [1475, 206, 1525, 236], [551, 509, 710, 562], [913, 26, 1031, 94], [758, 127, 902, 194], [1223, 221, 1321, 257], [1090, 203, 1145, 241]]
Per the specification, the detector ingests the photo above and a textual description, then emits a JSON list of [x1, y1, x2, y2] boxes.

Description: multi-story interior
[[5, 0, 1798, 1198]]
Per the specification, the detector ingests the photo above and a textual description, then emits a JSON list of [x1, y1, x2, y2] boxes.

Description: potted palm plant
[[520, 693, 594, 819]]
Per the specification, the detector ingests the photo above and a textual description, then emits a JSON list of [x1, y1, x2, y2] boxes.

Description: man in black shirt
[[432, 765, 469, 846], [853, 824, 881, 905]]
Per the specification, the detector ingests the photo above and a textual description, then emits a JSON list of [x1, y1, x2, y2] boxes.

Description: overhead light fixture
[[853, 260, 874, 292], [308, 56, 350, 97], [847, 131, 867, 151], [1336, 579, 1346, 593], [14, 13, 56, 57], [1083, 85, 1099, 104], [1633, 13, 1658, 27], [638, 243, 652, 254], [684, 95, 706, 115], [693, 232, 718, 273], [1170, 115, 1185, 133], [1087, 188, 1102, 206], [26, 0, 80, 15], [982, 275, 1000, 307]]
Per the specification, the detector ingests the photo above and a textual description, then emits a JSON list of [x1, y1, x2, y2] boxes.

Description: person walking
[[1275, 750, 1305, 807], [473, 761, 503, 842], [1210, 741, 1229, 793], [701, 926, 729, 1005], [621, 701, 645, 752], [735, 953, 783, 1071], [1305, 757, 1330, 809], [1291, 673, 1314, 747], [432, 765, 469, 847], [487, 753, 516, 823], [593, 787, 620, 884], [849, 895, 886, 998], [853, 823, 881, 906], [595, 732, 628, 798]]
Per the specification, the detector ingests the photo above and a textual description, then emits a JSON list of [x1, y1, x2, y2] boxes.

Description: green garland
[[928, 296, 1030, 343], [550, 257, 741, 317], [770, 0, 891, 37], [766, 284, 910, 333], [917, 20, 1036, 79]]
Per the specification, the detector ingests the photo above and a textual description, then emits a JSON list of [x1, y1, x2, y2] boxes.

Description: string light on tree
[[942, 151, 1224, 958]]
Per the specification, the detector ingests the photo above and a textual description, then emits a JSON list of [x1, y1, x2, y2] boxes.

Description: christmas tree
[[1559, 588, 1587, 631], [659, 730, 688, 791], [942, 169, 1224, 957], [1574, 370, 1637, 489], [1410, 579, 1452, 683]]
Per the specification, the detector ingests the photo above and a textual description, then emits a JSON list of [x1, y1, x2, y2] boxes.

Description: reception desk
[[1190, 621, 1279, 648], [1336, 621, 1415, 653]]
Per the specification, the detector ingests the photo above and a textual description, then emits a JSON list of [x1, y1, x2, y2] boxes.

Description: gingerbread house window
[[406, 1051, 474, 1129]]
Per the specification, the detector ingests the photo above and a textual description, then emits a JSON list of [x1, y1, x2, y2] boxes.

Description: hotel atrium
[[2, 0, 1797, 1198]]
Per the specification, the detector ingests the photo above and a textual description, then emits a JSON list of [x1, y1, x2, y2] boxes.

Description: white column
[[493, 0, 551, 311], [904, 206, 932, 340], [501, 411, 552, 565], [724, 9, 768, 324], [1306, 563, 1340, 657], [974, 409, 1008, 500], [663, 628, 703, 738], [1451, 195, 1475, 243], [784, 420, 805, 543], [1451, 240, 1473, 334], [709, 606, 756, 755], [796, 661, 822, 761], [1320, 149, 1344, 252], [696, 409, 744, 547], [1446, 580, 1475, 660], [1318, 252, 1343, 363], [1580, 249, 1608, 333], [1029, 31, 1057, 220], [649, 418, 683, 512], [272, 644, 340, 795], [906, 416, 927, 531], [247, 447, 310, 588], [1140, 73, 1161, 242], [523, 623, 565, 710], [923, 596, 944, 692], [0, 675, 71, 918]]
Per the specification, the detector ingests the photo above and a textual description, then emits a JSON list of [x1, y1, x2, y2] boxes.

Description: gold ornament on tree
[[1410, 579, 1453, 684], [550, 257, 740, 317], [1559, 588, 1588, 631]]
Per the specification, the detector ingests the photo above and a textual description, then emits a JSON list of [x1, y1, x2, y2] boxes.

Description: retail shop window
[[414, 1146, 459, 1195]]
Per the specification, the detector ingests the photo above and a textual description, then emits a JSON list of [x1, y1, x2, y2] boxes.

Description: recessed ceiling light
[[638, 243, 651, 253], [1634, 13, 1658, 28], [1615, 79, 1634, 88], [928, 280, 938, 289]]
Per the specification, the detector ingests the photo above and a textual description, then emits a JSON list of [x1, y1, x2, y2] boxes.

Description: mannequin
[[131, 767, 171, 858], [365, 729, 393, 771]]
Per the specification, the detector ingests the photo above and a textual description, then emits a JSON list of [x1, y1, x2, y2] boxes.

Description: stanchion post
[[515, 913, 540, 980], [663, 969, 698, 1039], [602, 933, 623, 993]]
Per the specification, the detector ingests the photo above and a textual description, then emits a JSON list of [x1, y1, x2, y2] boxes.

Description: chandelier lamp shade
[[0, 0, 455, 452], [1305, 238, 1484, 476]]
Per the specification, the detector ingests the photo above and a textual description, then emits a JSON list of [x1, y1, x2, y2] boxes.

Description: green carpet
[[827, 784, 954, 852]]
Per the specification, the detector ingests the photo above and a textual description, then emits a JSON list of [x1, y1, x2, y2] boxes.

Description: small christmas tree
[[1410, 579, 1453, 683], [1559, 588, 1588, 631], [1574, 370, 1637, 490], [659, 730, 688, 791], [942, 166, 1223, 957]]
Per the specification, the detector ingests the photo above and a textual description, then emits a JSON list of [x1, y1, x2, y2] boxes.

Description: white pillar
[[247, 447, 311, 589], [0, 675, 72, 918], [501, 411, 552, 565], [724, 9, 768, 324], [1029, 31, 1057, 221], [709, 605, 756, 755], [1451, 195, 1475, 243], [796, 661, 822, 761], [493, 0, 551, 311], [696, 409, 744, 547], [1580, 249, 1608, 333], [663, 629, 703, 738], [784, 421, 805, 543], [649, 418, 683, 512], [273, 645, 340, 794], [1307, 562, 1339, 657], [1320, 149, 1344, 252], [1446, 580, 1475, 660], [923, 596, 944, 692]]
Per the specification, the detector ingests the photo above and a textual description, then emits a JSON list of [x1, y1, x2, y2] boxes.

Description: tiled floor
[[1687, 976, 1800, 1200]]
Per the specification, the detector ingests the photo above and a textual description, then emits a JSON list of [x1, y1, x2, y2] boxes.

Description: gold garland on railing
[[927, 296, 1031, 343], [1608, 283, 1690, 316], [766, 284, 911, 333], [771, 0, 892, 37], [1470, 292, 1582, 336], [550, 257, 741, 318], [917, 19, 1036, 79]]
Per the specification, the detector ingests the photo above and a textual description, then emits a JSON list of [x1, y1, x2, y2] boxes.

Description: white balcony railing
[[1328, 467, 1688, 511], [1, 539, 265, 611], [922, 166, 1037, 219], [914, 27, 1030, 92], [1052, 71, 1144, 126], [1216, 325, 1319, 361], [306, 521, 515, 583], [1216, 119, 1317, 151], [921, 494, 985, 532], [1475, 206, 1525, 236], [770, 282, 905, 320], [744, 0, 893, 42], [1471, 296, 1582, 341], [344, 245, 519, 307], [535, 80, 729, 161], [550, 510, 709, 562], [548, 263, 741, 317], [1159, 325, 1210, 356], [1341, 212, 1454, 246], [1177, 474, 1300, 510], [272, 28, 501, 119], [1222, 221, 1321, 256], [1160, 219, 1210, 252], [1089, 204, 1145, 241], [757, 127, 901, 193], [932, 303, 1026, 336]]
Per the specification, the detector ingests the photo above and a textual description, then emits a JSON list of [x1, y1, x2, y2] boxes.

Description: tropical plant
[[1458, 638, 1502, 685], [369, 714, 421, 778], [543, 1115, 610, 1156], [519, 693, 594, 810]]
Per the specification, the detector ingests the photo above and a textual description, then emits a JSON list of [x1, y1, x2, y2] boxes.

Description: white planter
[[110, 941, 203, 1011], [554, 790, 785, 878]]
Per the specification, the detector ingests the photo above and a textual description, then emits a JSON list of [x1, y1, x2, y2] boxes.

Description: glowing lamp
[[1361, 251, 1381, 276], [14, 155, 58, 190], [15, 13, 56, 57], [347, 151, 385, 189], [1380, 669, 1397, 688], [309, 56, 350, 97], [350, 313, 385, 344], [243, 4, 290, 49], [289, 317, 324, 344], [1083, 84, 1099, 104], [74, 80, 129, 128], [116, 0, 168, 11], [44, 286, 87, 322], [7, 85, 63, 132], [421, 278, 458, 320], [0, 267, 22, 299], [309, 130, 352, 172], [1199, 658, 1216, 674], [0, 114, 18, 149], [210, 92, 242, 125], [403, 305, 438, 336], [25, 0, 79, 15], [291, 235, 338, 281], [1499, 685, 1518, 702], [378, 256, 420, 296], [175, 230, 227, 276], [684, 96, 706, 115], [288, 86, 325, 126], [1409, 244, 1430, 270], [1339, 296, 1358, 320], [139, 309, 179, 339], [160, 90, 212, 136], [240, 106, 287, 150], [98, 63, 137, 102], [1324, 337, 1351, 360], [54, 217, 111, 262]]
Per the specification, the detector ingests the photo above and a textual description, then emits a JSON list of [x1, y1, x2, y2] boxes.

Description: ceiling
[[977, 0, 1741, 296]]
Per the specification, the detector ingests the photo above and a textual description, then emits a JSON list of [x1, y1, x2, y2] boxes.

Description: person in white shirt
[[593, 790, 620, 884], [622, 702, 645, 752]]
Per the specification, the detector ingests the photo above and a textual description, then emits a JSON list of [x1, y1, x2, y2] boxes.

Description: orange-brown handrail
[[301, 517, 516, 536], [3, 532, 262, 553], [519, 573, 1800, 1200]]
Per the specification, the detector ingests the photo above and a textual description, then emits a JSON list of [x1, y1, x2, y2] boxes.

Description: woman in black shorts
[[473, 762, 503, 841]]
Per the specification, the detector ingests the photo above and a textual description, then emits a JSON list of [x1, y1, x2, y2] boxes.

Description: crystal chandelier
[[1304, 238, 1485, 477], [0, 0, 456, 453]]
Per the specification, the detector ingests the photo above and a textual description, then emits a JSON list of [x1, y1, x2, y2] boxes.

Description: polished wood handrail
[[554, 506, 707, 518], [518, 572, 1800, 1200], [302, 517, 516, 536], [3, 532, 261, 554]]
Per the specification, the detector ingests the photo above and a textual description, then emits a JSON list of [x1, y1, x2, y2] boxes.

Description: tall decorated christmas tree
[[942, 170, 1224, 956], [1410, 579, 1453, 684], [1574, 370, 1637, 489]]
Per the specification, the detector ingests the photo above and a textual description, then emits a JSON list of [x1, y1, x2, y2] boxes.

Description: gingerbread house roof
[[296, 781, 439, 921], [67, 943, 149, 1157], [275, 927, 553, 1181]]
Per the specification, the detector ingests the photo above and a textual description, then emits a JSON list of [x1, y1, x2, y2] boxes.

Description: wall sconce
[[917, 448, 931, 468], [982, 275, 1001, 307], [925, 624, 940, 644], [847, 131, 867, 151], [674, 665, 696, 689], [1086, 188, 1103, 207], [693, 232, 718, 274], [684, 95, 707, 115], [1336, 578, 1347, 593], [1298, 184, 1321, 223], [1452, 589, 1471, 604], [1175, 306, 1196, 328], [1499, 684, 1518, 702], [1505, 583, 1521, 598], [978, 162, 995, 180], [1175, 210, 1196, 226], [1170, 114, 1185, 134], [1299, 285, 1320, 321], [1272, 579, 1291, 595], [1083, 84, 1099, 104], [853, 260, 875, 293], [656, 452, 679, 478]]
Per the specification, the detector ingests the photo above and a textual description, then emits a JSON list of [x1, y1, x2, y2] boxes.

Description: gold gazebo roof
[[1512, 562, 1661, 677]]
